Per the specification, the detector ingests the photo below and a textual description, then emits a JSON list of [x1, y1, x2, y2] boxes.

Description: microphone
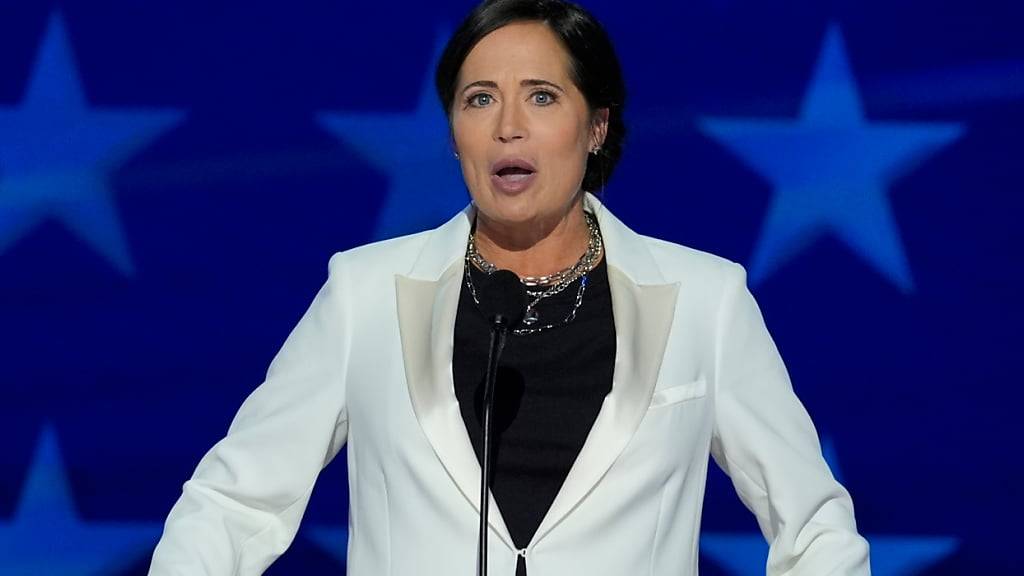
[[473, 269, 525, 576], [476, 269, 527, 329]]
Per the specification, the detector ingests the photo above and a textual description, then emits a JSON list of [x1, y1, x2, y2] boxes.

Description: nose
[[494, 101, 527, 144]]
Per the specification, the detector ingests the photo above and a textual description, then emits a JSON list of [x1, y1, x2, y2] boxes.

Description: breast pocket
[[649, 378, 707, 409]]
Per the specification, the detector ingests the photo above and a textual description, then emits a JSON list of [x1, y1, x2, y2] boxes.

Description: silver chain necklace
[[465, 212, 603, 335], [467, 212, 603, 286]]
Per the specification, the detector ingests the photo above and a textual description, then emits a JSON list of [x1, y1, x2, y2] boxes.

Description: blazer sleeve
[[709, 264, 871, 575], [149, 252, 352, 575]]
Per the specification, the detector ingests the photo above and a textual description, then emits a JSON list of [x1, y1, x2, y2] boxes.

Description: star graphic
[[698, 24, 965, 292], [317, 29, 467, 241], [0, 12, 185, 275], [304, 524, 349, 566], [700, 436, 959, 575], [0, 425, 163, 574]]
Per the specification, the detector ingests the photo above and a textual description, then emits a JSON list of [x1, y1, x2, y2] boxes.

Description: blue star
[[317, 29, 467, 241], [698, 24, 965, 292], [0, 425, 162, 574], [701, 437, 959, 575], [820, 435, 845, 483], [701, 533, 773, 576], [0, 12, 185, 275], [304, 524, 348, 566]]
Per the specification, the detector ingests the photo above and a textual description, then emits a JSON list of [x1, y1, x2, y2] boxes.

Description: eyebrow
[[459, 79, 566, 95]]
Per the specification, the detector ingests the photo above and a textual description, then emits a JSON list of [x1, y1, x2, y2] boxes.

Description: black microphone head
[[476, 269, 527, 329]]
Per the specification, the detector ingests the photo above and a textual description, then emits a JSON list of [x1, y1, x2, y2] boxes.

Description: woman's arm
[[149, 252, 352, 575], [710, 264, 871, 575]]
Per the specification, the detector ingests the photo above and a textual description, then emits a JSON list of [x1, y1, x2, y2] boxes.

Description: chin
[[473, 180, 578, 228], [480, 204, 538, 228], [476, 187, 541, 221]]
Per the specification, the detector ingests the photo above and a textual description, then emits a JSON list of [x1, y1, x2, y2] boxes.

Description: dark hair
[[435, 0, 627, 193]]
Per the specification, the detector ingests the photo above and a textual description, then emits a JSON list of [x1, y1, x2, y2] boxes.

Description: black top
[[452, 255, 616, 575]]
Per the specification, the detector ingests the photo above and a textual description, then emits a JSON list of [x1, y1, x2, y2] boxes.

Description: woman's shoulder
[[326, 229, 436, 278], [636, 234, 747, 292], [591, 197, 745, 289]]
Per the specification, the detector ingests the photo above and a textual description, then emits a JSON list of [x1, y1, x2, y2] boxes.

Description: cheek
[[538, 115, 590, 163], [548, 114, 586, 144], [451, 114, 484, 149], [536, 120, 590, 183], [451, 125, 488, 176]]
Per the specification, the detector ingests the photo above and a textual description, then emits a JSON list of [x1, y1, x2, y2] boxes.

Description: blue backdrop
[[1, 1, 1021, 574]]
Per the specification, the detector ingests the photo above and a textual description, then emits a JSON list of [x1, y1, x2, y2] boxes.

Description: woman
[[149, 1, 870, 575]]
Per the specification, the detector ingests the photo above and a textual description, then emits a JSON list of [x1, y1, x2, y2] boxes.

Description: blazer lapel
[[395, 208, 516, 549], [530, 193, 680, 546], [530, 267, 679, 545], [394, 195, 679, 552]]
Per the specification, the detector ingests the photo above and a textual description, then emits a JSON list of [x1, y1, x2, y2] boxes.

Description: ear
[[591, 107, 610, 150]]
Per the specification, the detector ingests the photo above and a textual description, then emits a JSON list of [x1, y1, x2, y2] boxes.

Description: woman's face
[[451, 21, 607, 231]]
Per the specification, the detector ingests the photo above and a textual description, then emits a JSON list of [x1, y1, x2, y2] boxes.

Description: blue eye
[[467, 93, 492, 107], [532, 91, 557, 105]]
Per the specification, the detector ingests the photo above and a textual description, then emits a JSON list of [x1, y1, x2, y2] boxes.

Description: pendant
[[522, 307, 539, 325]]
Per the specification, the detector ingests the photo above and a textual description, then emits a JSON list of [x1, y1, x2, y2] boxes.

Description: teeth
[[499, 173, 532, 182]]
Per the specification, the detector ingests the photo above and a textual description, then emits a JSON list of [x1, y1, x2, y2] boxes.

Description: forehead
[[458, 21, 573, 86]]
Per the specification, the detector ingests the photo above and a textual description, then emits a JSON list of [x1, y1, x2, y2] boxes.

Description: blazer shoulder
[[640, 235, 746, 288], [326, 229, 434, 279]]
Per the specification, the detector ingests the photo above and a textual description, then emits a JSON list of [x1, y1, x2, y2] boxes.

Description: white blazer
[[149, 194, 870, 575]]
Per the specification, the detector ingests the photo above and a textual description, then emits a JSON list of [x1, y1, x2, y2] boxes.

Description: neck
[[473, 196, 591, 278]]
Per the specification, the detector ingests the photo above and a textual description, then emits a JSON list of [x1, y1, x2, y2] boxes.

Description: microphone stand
[[478, 314, 510, 576]]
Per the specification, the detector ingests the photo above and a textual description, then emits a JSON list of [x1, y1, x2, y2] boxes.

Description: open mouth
[[495, 166, 535, 182], [490, 159, 538, 193]]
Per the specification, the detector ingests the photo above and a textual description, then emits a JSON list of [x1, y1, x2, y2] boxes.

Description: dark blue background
[[1, 1, 1021, 574]]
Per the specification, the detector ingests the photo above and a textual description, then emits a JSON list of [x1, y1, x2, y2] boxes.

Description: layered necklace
[[465, 211, 603, 335]]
